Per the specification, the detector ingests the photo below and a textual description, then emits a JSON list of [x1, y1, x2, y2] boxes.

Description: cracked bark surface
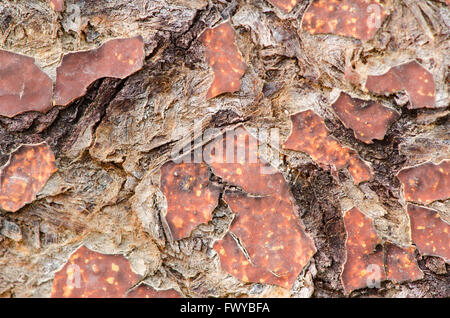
[[0, 0, 449, 298]]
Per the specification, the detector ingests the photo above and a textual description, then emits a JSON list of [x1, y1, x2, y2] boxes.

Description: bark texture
[[0, 0, 449, 298]]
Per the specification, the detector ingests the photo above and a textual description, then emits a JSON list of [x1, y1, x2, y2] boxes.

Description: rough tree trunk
[[0, 0, 448, 298]]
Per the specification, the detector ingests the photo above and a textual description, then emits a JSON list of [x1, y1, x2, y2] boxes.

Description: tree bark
[[0, 0, 448, 298]]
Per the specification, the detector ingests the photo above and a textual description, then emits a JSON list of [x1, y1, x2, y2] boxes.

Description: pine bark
[[0, 0, 448, 298]]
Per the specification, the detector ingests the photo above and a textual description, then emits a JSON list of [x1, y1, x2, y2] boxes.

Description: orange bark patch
[[205, 126, 289, 196], [366, 61, 436, 109], [0, 143, 57, 212], [385, 242, 423, 283], [408, 204, 449, 263], [332, 92, 400, 144], [126, 285, 182, 298], [215, 190, 316, 289], [341, 208, 423, 294], [49, 0, 64, 11], [51, 246, 140, 298], [283, 110, 372, 184], [159, 126, 316, 288], [0, 50, 53, 118], [397, 160, 450, 204], [341, 207, 385, 294], [210, 126, 316, 289], [268, 0, 301, 13], [201, 22, 247, 100], [301, 0, 388, 41], [55, 36, 145, 106], [160, 161, 221, 240]]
